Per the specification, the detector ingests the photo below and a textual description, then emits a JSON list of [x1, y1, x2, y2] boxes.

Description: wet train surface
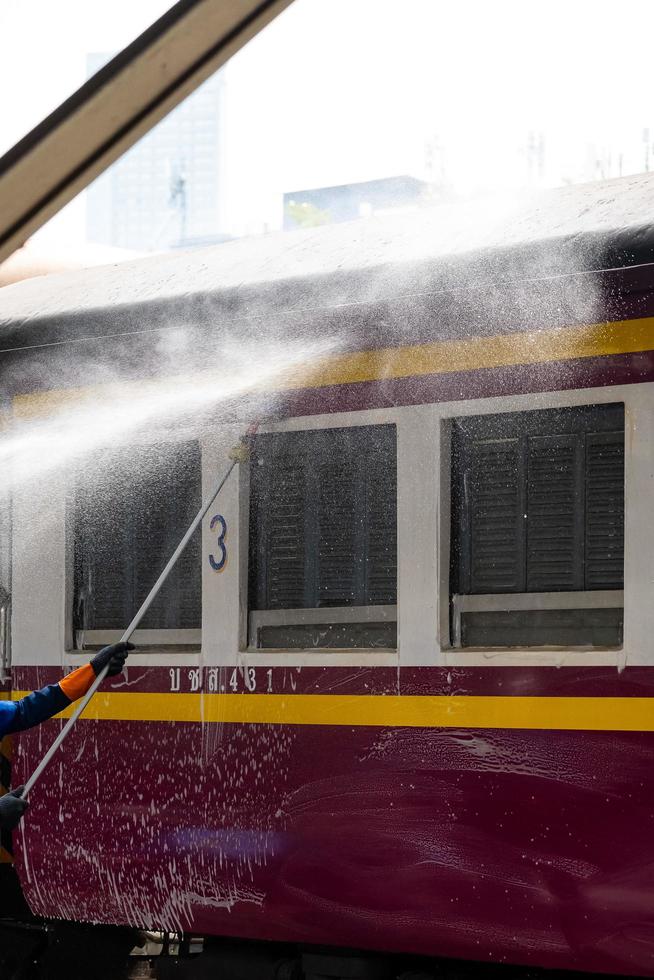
[[1, 173, 654, 977]]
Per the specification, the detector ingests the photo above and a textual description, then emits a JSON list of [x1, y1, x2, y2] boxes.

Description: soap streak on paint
[[17, 718, 297, 932], [3, 328, 337, 927]]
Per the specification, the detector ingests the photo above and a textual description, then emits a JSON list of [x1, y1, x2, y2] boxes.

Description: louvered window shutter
[[171, 450, 202, 628], [75, 455, 134, 631], [134, 445, 202, 629], [250, 438, 308, 610], [317, 453, 360, 607], [267, 452, 307, 608], [585, 431, 624, 590], [451, 405, 624, 647], [74, 442, 201, 632], [364, 442, 397, 605], [132, 463, 166, 630], [465, 438, 525, 594], [526, 434, 585, 591], [250, 425, 397, 612]]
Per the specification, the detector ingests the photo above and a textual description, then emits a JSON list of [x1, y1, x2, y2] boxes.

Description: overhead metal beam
[[0, 0, 294, 265]]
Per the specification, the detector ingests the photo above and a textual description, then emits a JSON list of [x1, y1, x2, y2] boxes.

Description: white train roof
[[1, 171, 654, 329]]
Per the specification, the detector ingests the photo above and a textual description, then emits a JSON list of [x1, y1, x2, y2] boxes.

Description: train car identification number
[[209, 514, 227, 571], [167, 667, 296, 693], [230, 667, 256, 691], [168, 667, 274, 694]]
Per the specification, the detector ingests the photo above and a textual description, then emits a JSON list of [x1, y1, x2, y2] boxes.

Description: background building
[[283, 176, 430, 230], [86, 55, 227, 251]]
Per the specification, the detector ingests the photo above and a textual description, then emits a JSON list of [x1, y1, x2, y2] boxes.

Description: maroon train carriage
[[2, 174, 654, 977]]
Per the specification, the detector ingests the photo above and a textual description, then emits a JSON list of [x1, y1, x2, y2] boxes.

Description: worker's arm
[[0, 641, 133, 736], [0, 642, 133, 831]]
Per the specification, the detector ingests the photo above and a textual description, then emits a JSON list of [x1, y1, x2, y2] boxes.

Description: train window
[[449, 404, 624, 648], [248, 425, 397, 649], [72, 441, 201, 648]]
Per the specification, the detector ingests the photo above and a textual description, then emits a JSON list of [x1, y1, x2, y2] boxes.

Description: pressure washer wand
[[23, 433, 254, 797]]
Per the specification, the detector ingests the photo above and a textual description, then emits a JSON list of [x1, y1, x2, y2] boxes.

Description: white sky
[[0, 0, 175, 150], [2, 0, 654, 243]]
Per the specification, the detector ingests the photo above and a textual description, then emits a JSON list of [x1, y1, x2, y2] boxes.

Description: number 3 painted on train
[[209, 514, 227, 571]]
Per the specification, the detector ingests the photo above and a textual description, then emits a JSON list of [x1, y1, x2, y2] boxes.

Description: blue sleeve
[[0, 685, 71, 736]]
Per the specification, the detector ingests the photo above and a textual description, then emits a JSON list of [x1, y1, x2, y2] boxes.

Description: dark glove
[[91, 641, 134, 677], [0, 787, 27, 830]]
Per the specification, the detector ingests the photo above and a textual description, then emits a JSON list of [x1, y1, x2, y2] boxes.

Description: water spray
[[22, 426, 257, 797]]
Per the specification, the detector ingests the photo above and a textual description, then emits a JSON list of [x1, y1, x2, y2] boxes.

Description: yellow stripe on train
[[12, 314, 654, 418], [286, 315, 654, 389], [11, 691, 654, 732]]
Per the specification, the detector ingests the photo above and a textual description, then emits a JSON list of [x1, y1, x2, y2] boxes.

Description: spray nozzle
[[228, 442, 250, 463], [228, 420, 261, 463]]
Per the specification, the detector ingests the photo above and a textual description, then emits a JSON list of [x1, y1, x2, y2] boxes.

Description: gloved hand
[[0, 787, 27, 830], [90, 641, 134, 678]]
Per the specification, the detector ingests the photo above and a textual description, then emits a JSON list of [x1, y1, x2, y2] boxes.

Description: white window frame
[[446, 402, 625, 651], [38, 381, 647, 672], [66, 431, 204, 656], [73, 628, 201, 650], [450, 591, 624, 648], [240, 410, 402, 663], [437, 384, 641, 668], [238, 408, 404, 669], [248, 605, 397, 649]]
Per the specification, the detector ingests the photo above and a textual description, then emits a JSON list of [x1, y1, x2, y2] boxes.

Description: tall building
[[86, 54, 227, 251]]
